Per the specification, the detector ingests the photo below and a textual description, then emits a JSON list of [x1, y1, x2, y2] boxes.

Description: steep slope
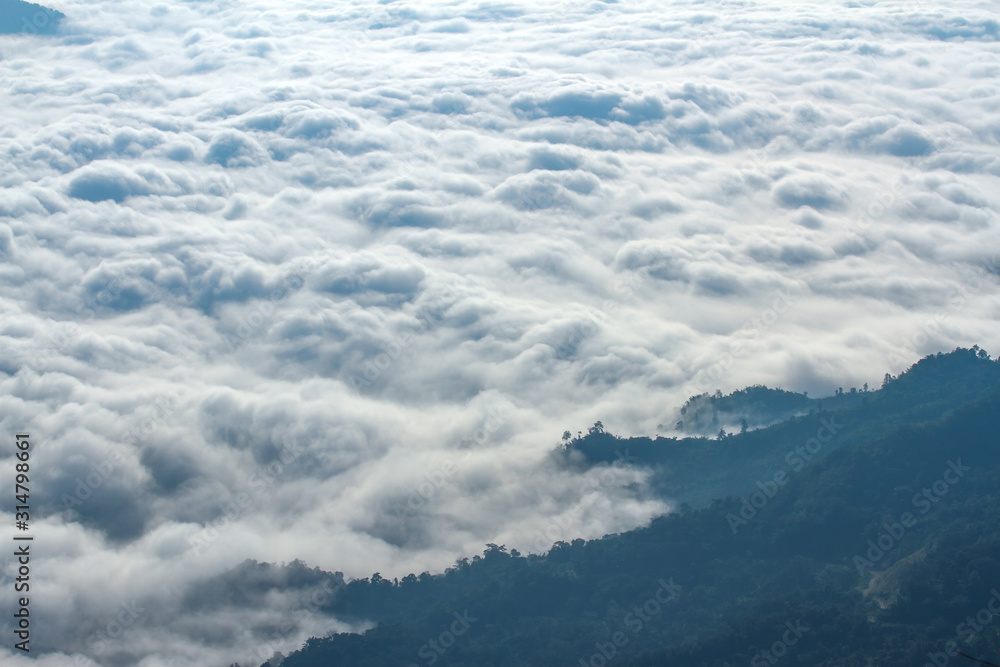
[[564, 347, 1000, 508], [0, 0, 64, 35], [247, 349, 1000, 667]]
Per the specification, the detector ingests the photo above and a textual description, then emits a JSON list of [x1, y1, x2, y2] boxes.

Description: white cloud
[[1, 0, 999, 664]]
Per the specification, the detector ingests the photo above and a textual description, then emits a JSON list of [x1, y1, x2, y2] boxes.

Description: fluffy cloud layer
[[1, 0, 999, 665]]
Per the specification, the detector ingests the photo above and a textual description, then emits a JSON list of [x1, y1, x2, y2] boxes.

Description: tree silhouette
[[957, 651, 1000, 667]]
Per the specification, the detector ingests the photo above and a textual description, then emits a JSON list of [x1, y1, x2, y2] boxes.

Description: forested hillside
[[563, 346, 1000, 508], [233, 348, 1000, 667], [0, 0, 64, 34]]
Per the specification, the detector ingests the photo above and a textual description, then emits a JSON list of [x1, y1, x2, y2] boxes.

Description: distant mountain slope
[[667, 384, 826, 435], [230, 348, 1000, 667], [0, 0, 64, 35], [564, 347, 1000, 507], [663, 346, 996, 437]]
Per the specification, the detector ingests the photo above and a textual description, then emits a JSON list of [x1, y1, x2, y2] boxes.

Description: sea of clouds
[[0, 0, 998, 664]]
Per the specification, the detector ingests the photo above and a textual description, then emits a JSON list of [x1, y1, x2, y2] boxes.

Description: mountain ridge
[[0, 0, 64, 35], [224, 347, 1000, 667]]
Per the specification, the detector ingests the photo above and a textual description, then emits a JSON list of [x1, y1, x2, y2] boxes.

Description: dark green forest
[[230, 347, 1000, 667], [0, 0, 64, 35]]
